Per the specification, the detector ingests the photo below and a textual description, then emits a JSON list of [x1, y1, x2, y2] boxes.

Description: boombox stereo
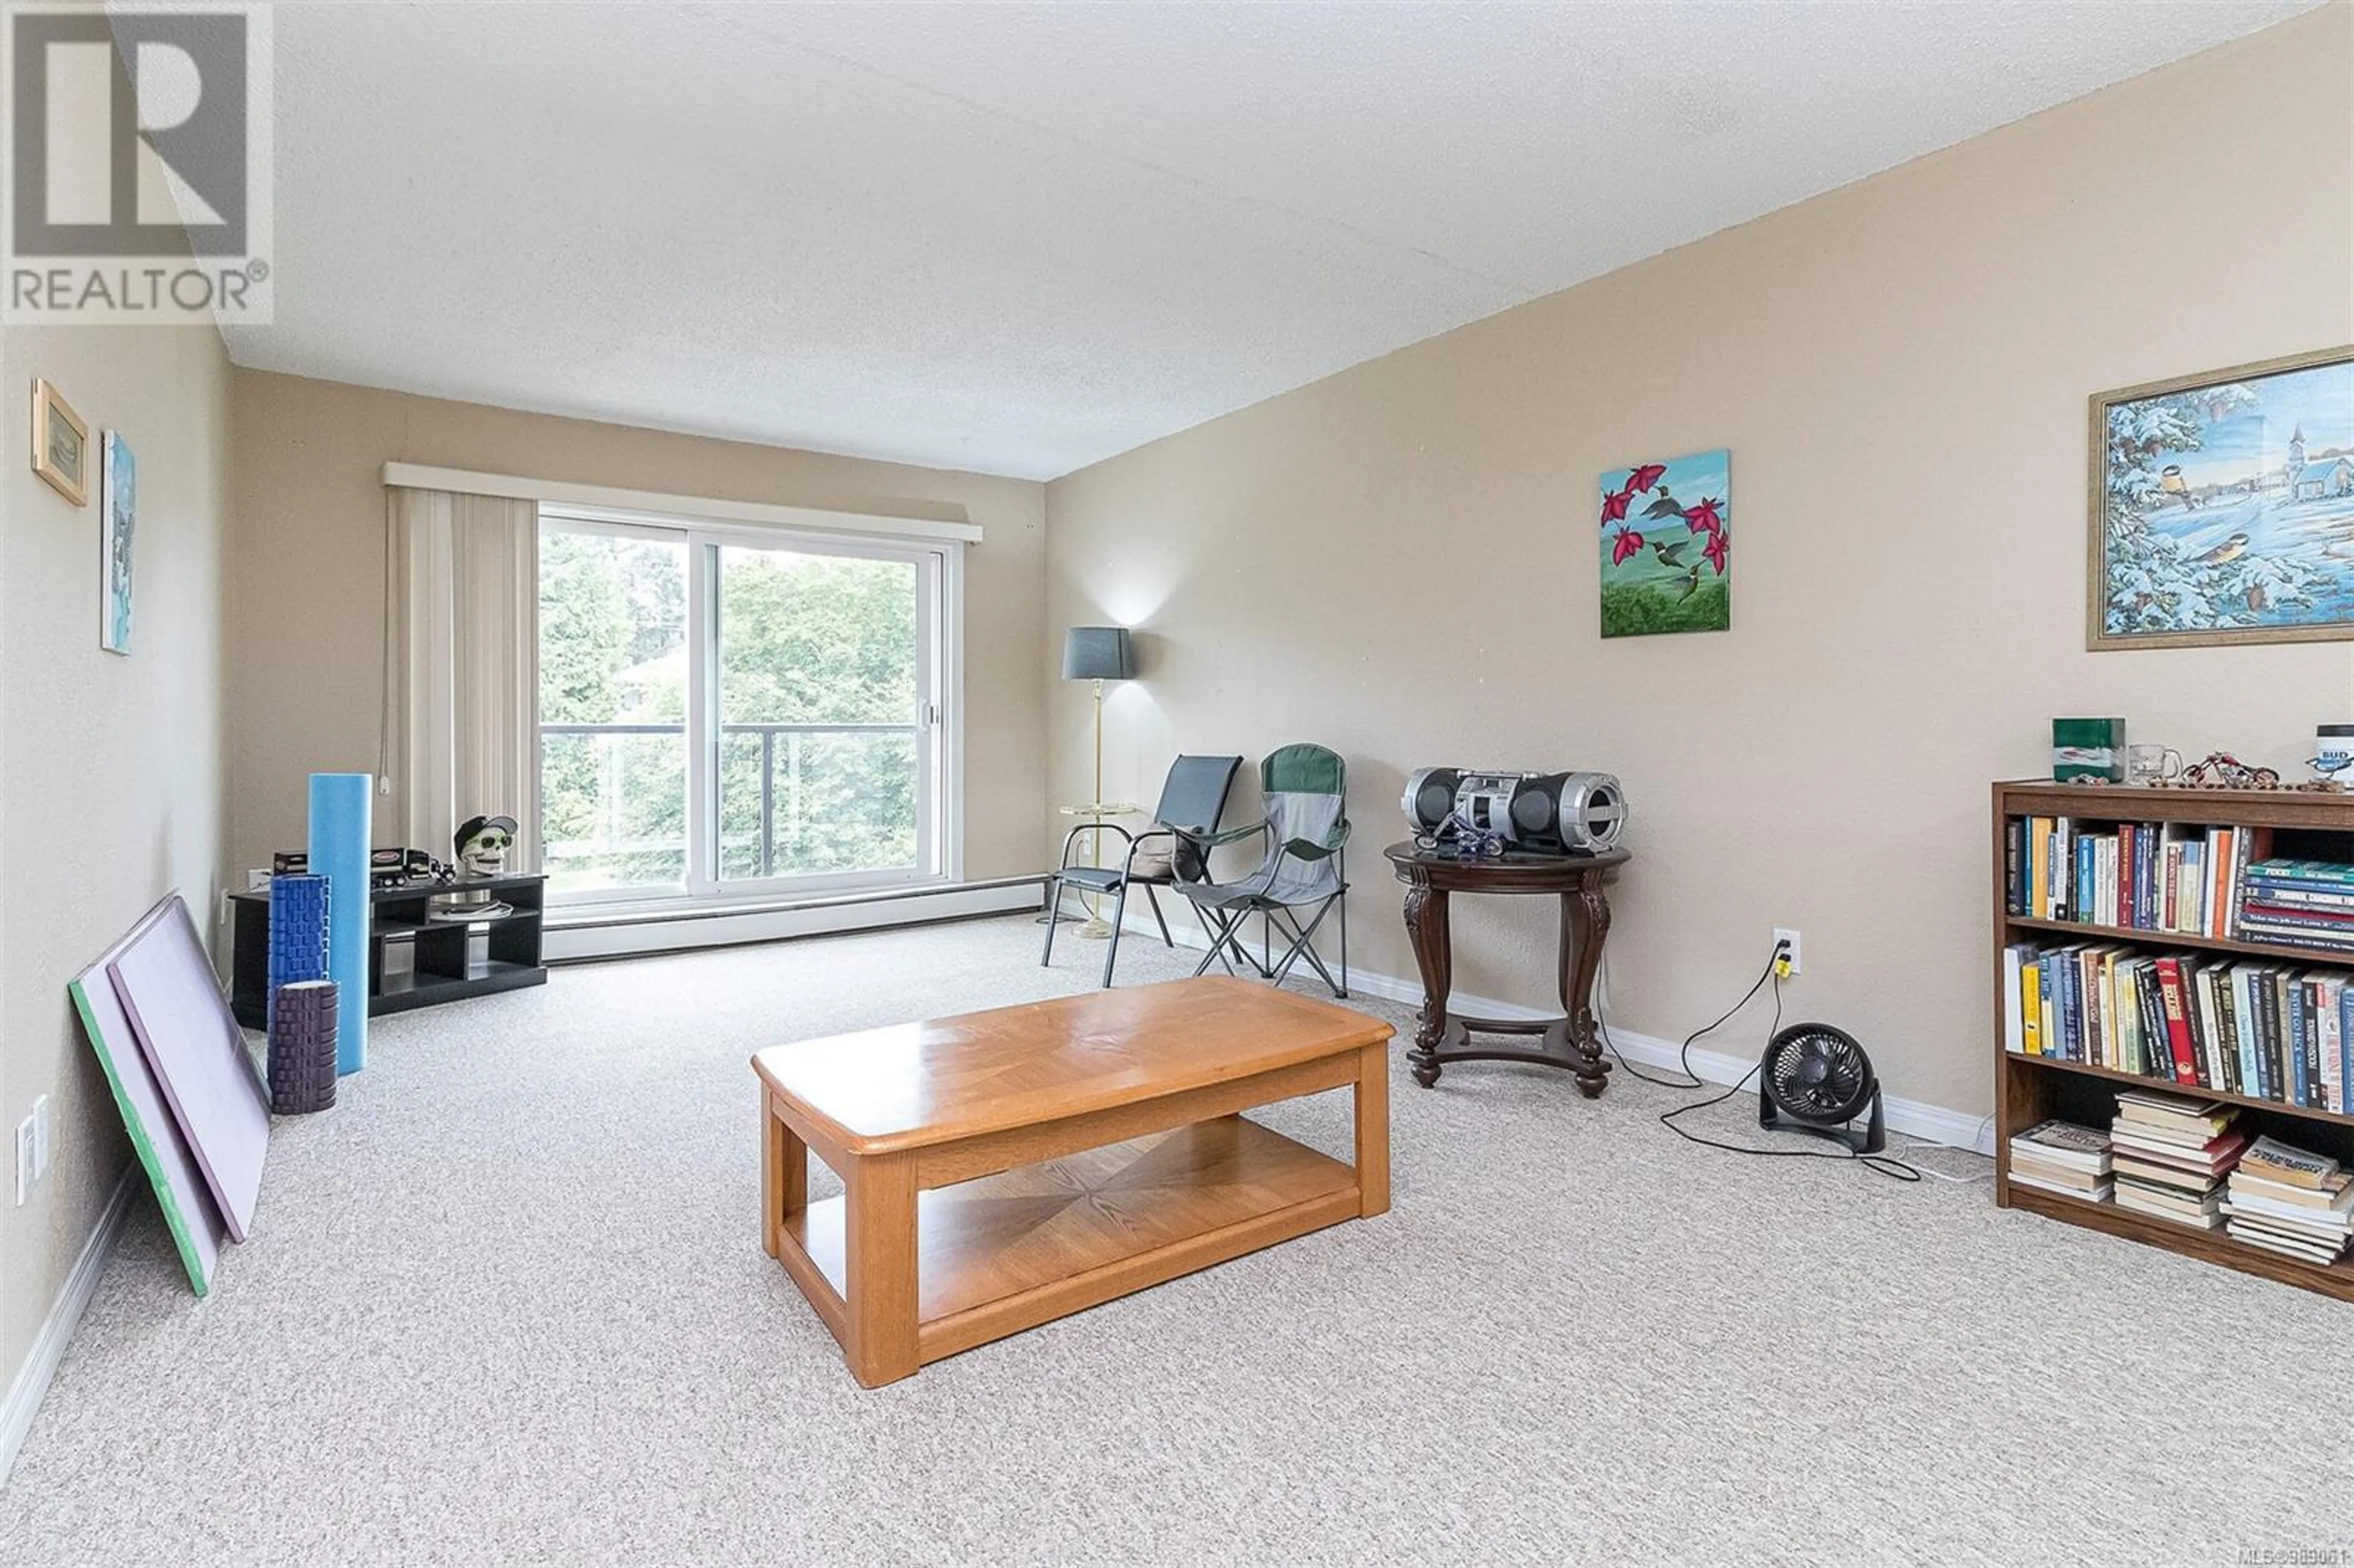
[[1401, 768, 1628, 854]]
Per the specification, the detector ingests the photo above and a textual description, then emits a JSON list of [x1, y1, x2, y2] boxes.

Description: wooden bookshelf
[[1993, 779, 2354, 1302]]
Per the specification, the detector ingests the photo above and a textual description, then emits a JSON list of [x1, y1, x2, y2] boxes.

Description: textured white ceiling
[[226, 1, 2317, 479]]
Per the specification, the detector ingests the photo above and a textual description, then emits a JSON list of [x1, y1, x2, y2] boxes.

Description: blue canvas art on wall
[[2093, 348, 2354, 649]]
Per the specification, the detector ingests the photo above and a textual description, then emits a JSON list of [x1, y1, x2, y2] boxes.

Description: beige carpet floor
[[2, 913, 2349, 1566]]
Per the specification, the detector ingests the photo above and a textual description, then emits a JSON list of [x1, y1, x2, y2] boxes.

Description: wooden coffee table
[[752, 975, 1393, 1387]]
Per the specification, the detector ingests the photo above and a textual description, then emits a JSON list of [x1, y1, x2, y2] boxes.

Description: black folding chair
[[1042, 754, 1243, 988]]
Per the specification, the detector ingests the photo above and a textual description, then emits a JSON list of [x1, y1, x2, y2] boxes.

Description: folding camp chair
[[1042, 754, 1243, 988], [1176, 743, 1350, 998]]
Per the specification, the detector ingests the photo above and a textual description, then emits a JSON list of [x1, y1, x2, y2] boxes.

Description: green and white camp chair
[[1175, 743, 1350, 997]]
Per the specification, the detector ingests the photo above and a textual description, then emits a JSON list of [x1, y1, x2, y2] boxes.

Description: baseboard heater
[[544, 876, 1047, 963]]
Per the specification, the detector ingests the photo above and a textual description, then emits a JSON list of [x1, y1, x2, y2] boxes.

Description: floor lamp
[[1062, 625, 1136, 940]]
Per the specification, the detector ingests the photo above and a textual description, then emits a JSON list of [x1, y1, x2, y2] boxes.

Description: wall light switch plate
[[31, 1094, 50, 1178], [15, 1116, 34, 1206]]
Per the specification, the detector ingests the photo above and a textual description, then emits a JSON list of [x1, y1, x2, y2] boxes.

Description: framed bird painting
[[2091, 344, 2354, 650], [1599, 449, 1729, 637]]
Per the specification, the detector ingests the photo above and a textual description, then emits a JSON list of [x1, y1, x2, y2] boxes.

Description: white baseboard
[[1111, 899, 1996, 1156], [547, 877, 1045, 962], [1, 1165, 135, 1488]]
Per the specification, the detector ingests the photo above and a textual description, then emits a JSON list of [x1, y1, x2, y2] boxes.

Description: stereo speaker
[[1401, 767, 1627, 854]]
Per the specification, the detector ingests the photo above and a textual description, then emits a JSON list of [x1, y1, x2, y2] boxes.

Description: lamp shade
[[1061, 625, 1135, 682]]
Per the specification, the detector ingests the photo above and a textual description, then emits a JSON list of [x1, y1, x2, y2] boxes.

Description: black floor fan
[[1758, 1022, 1885, 1154]]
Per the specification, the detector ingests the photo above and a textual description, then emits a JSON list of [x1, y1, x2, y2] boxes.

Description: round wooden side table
[[1383, 842, 1631, 1097]]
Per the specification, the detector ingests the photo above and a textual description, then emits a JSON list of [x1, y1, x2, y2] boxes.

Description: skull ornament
[[454, 814, 517, 878]]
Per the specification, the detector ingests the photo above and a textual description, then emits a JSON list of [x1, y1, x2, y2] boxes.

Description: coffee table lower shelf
[[780, 1116, 1358, 1372]]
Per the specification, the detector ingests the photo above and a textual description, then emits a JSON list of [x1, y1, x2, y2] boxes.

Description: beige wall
[[1045, 8, 2354, 1117], [0, 324, 232, 1395], [227, 373, 1048, 883]]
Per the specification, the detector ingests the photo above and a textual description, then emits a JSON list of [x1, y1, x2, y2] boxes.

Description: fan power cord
[[1608, 940, 1922, 1182], [1892, 1116, 1998, 1184], [1596, 943, 1784, 1090]]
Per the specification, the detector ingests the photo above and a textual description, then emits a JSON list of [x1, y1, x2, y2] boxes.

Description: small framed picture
[[1598, 448, 1731, 637], [100, 431, 135, 655], [31, 378, 89, 506]]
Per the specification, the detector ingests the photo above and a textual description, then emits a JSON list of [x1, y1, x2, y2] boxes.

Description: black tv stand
[[229, 873, 547, 1029]]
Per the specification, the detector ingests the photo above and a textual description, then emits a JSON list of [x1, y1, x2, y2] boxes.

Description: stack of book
[[2222, 1135, 2354, 1265], [2238, 860, 2354, 955], [2108, 1089, 2245, 1229], [2006, 1119, 2112, 1201]]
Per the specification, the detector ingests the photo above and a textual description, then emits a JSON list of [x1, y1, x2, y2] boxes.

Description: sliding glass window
[[538, 512, 954, 904]]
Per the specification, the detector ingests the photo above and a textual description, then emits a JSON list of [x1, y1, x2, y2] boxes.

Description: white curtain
[[383, 487, 541, 872]]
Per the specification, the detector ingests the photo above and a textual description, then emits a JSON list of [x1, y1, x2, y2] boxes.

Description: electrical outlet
[[14, 1116, 33, 1206], [31, 1094, 50, 1178], [1773, 927, 1803, 975]]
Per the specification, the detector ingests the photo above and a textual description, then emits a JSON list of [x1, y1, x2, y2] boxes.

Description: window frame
[[537, 503, 963, 910]]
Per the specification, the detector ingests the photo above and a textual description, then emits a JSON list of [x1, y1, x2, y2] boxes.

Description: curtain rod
[[379, 462, 984, 545]]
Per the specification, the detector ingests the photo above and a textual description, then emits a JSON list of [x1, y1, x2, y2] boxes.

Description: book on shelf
[[2155, 954, 2198, 1086], [2238, 1133, 2347, 1189], [2003, 940, 2354, 1113], [2009, 1119, 2110, 1169], [2114, 1087, 2233, 1130], [2002, 944, 2026, 1056]]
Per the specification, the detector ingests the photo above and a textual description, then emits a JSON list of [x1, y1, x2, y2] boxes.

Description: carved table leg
[[1561, 883, 1613, 1098], [1402, 880, 1450, 1088]]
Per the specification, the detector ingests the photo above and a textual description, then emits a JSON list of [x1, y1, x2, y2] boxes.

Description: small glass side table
[[1056, 801, 1143, 938]]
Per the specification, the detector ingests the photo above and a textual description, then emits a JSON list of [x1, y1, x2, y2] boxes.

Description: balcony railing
[[539, 720, 917, 885]]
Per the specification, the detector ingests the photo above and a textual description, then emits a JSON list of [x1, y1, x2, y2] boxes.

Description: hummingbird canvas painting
[[2092, 346, 2354, 650], [1599, 449, 1729, 638]]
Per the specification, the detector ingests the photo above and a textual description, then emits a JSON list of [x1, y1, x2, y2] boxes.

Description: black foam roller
[[269, 980, 339, 1114]]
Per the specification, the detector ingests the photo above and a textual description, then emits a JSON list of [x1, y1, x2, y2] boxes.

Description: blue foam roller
[[265, 873, 330, 1054], [308, 773, 373, 1075]]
